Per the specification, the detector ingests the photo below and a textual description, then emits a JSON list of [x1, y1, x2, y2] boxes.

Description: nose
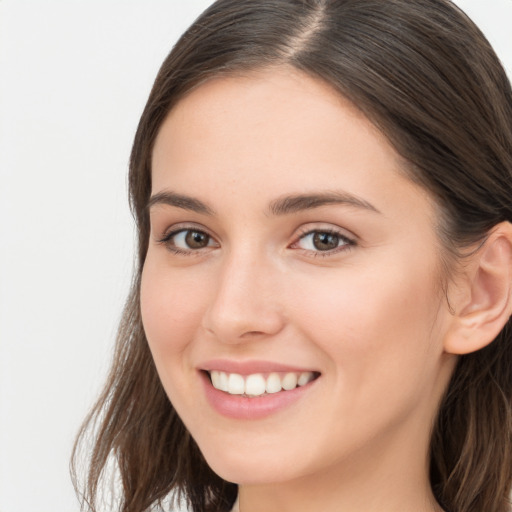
[[201, 250, 286, 344]]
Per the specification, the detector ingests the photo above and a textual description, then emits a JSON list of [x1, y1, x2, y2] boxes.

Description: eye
[[158, 228, 218, 254], [292, 229, 355, 255]]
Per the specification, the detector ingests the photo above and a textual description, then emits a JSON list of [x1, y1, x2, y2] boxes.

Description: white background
[[0, 1, 510, 511]]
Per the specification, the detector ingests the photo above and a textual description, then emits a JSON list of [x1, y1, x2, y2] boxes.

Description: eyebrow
[[268, 191, 380, 216], [147, 189, 380, 216], [147, 191, 216, 215]]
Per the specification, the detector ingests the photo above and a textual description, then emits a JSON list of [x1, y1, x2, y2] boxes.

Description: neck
[[238, 469, 442, 512]]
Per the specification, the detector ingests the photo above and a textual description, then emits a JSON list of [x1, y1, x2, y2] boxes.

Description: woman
[[72, 1, 512, 511]]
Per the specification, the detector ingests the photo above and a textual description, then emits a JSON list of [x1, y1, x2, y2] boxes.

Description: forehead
[[151, 67, 434, 223]]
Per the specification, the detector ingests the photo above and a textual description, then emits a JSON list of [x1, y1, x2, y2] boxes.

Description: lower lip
[[200, 371, 318, 420]]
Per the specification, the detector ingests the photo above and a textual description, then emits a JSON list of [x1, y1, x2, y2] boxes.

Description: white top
[[230, 496, 240, 512]]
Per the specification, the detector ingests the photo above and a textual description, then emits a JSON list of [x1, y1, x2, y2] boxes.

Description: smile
[[200, 365, 321, 419], [208, 370, 318, 397]]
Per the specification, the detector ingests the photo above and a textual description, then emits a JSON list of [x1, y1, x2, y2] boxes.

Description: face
[[141, 68, 456, 487]]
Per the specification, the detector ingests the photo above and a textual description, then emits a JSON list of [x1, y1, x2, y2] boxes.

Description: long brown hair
[[72, 1, 512, 511]]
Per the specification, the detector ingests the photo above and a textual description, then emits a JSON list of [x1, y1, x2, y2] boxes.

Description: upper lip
[[198, 359, 319, 375]]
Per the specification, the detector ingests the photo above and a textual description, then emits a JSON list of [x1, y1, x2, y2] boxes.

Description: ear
[[444, 222, 512, 355]]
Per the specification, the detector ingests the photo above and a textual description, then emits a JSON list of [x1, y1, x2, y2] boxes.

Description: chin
[[198, 440, 303, 485], [208, 459, 295, 486]]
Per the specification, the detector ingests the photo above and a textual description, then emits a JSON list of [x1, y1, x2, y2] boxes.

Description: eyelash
[[292, 228, 356, 258], [157, 226, 356, 257], [157, 227, 217, 256]]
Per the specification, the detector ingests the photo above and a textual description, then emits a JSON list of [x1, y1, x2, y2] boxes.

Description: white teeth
[[209, 370, 317, 396], [298, 371, 314, 386], [218, 371, 229, 392], [282, 372, 298, 390], [245, 374, 266, 396], [211, 370, 221, 389], [266, 372, 282, 394], [228, 373, 245, 395]]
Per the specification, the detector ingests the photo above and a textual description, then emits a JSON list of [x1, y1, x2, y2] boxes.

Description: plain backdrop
[[0, 1, 511, 511]]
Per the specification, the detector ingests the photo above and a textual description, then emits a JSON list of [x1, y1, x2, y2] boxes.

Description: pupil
[[313, 232, 339, 251], [186, 231, 209, 248]]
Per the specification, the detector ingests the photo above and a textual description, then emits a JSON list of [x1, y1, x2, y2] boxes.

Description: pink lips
[[200, 359, 316, 375], [199, 359, 319, 420]]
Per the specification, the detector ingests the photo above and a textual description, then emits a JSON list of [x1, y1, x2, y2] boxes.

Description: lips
[[199, 360, 321, 419]]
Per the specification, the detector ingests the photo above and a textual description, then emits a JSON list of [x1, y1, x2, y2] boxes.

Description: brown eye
[[160, 228, 217, 253], [294, 229, 354, 255], [312, 232, 340, 251], [185, 230, 211, 249]]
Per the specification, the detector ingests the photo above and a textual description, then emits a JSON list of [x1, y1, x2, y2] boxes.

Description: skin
[[141, 67, 459, 512]]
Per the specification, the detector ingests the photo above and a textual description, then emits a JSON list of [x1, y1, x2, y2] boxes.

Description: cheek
[[282, 258, 447, 453], [140, 257, 209, 360], [287, 255, 444, 380]]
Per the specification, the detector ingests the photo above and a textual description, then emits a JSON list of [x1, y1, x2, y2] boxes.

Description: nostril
[[240, 330, 266, 338]]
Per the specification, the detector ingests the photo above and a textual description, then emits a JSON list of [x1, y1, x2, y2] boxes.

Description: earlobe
[[444, 222, 512, 355]]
